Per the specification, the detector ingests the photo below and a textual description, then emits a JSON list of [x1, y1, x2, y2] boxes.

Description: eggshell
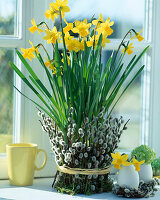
[[138, 164, 153, 182], [117, 165, 139, 189]]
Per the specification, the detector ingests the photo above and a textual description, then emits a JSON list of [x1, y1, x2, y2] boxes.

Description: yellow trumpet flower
[[21, 48, 35, 61], [92, 13, 104, 28], [63, 19, 73, 34], [72, 19, 91, 38], [131, 29, 144, 42], [111, 151, 132, 170], [97, 17, 114, 36], [132, 158, 145, 171], [43, 27, 61, 44], [122, 43, 134, 55], [50, 0, 70, 18], [45, 3, 58, 22], [29, 18, 43, 34]]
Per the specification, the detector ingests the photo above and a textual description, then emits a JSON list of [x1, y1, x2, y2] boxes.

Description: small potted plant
[[131, 145, 156, 182], [152, 158, 160, 177]]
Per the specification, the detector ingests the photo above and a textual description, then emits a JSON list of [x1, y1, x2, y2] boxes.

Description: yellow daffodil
[[61, 53, 70, 65], [72, 19, 91, 38], [43, 27, 61, 44], [63, 19, 73, 34], [66, 38, 79, 52], [29, 18, 43, 34], [121, 43, 134, 55], [86, 34, 110, 48], [92, 13, 104, 28], [64, 32, 74, 43], [111, 151, 132, 170], [29, 40, 39, 55], [97, 17, 114, 36], [131, 29, 144, 42], [50, 0, 70, 18], [45, 3, 58, 22], [21, 48, 35, 61], [132, 158, 145, 171], [44, 58, 57, 75]]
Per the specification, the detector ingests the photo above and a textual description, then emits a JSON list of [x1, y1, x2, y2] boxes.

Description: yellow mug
[[6, 143, 47, 186]]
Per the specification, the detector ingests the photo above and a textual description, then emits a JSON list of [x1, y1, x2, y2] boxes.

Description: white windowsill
[[0, 178, 160, 200]]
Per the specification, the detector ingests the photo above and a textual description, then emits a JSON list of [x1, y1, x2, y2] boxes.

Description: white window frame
[[0, 0, 159, 179]]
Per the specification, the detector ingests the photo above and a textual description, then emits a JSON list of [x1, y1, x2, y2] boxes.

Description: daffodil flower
[[63, 19, 73, 34], [45, 3, 58, 22], [43, 27, 61, 44], [122, 43, 134, 55], [86, 34, 110, 48], [44, 58, 56, 75], [92, 13, 104, 28], [29, 40, 39, 55], [111, 151, 132, 170], [29, 18, 43, 34], [97, 17, 114, 36], [132, 158, 145, 171], [51, 0, 70, 18], [21, 48, 35, 61], [72, 19, 91, 38], [131, 29, 144, 42]]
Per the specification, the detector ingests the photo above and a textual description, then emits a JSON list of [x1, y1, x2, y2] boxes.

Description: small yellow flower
[[97, 17, 114, 36], [29, 40, 39, 55], [132, 158, 145, 171], [111, 151, 132, 170], [21, 48, 35, 61], [61, 53, 70, 65], [44, 58, 56, 75], [63, 19, 73, 34], [43, 27, 61, 44], [50, 0, 70, 18], [92, 13, 104, 28], [131, 29, 144, 42], [66, 38, 79, 52], [29, 18, 43, 34], [122, 43, 134, 55], [45, 3, 58, 22], [86, 34, 110, 48], [72, 19, 91, 38]]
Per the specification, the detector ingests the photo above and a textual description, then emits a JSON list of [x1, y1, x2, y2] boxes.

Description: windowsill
[[0, 178, 160, 200]]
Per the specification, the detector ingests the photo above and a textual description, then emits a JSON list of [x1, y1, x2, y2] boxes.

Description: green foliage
[[131, 145, 156, 164], [151, 158, 160, 169]]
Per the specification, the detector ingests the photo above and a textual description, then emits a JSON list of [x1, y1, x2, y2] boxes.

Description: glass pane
[[101, 49, 144, 150], [64, 0, 145, 39], [0, 0, 17, 35], [0, 48, 14, 153]]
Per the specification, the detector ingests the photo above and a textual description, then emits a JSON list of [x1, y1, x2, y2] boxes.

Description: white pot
[[117, 165, 139, 190], [138, 164, 153, 182]]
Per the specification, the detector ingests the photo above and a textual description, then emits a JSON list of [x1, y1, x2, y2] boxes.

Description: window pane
[[0, 0, 17, 35], [101, 49, 144, 150], [0, 48, 14, 153], [64, 0, 145, 39]]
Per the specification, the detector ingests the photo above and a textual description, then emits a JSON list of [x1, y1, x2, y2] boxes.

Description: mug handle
[[35, 149, 47, 171]]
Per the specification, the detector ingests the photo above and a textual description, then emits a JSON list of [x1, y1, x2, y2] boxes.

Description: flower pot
[[117, 165, 139, 190], [138, 164, 153, 182]]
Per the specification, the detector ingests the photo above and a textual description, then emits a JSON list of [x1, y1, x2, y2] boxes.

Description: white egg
[[138, 164, 153, 182], [117, 165, 139, 190]]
